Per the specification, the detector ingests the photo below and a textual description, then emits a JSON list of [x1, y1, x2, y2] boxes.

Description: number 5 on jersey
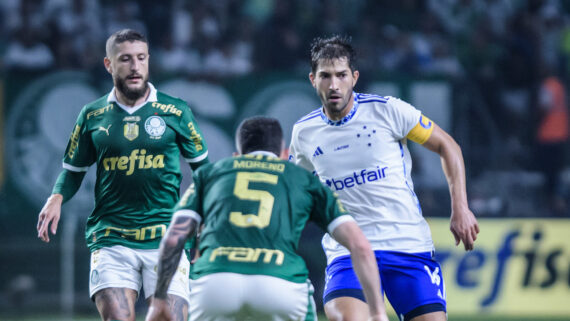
[[230, 172, 278, 228]]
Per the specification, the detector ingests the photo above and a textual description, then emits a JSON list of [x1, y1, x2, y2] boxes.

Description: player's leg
[[379, 251, 446, 321], [324, 297, 369, 321], [94, 287, 138, 321], [322, 255, 375, 321], [144, 294, 188, 321], [141, 249, 190, 321], [408, 311, 447, 321], [89, 246, 144, 321]]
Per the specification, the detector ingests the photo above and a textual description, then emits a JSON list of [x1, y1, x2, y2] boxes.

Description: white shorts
[[89, 245, 190, 305], [189, 272, 316, 321]]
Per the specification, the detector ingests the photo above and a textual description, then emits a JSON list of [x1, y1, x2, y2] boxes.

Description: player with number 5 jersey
[[146, 117, 389, 321]]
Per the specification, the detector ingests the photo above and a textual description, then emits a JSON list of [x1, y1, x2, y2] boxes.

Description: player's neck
[[115, 87, 150, 107]]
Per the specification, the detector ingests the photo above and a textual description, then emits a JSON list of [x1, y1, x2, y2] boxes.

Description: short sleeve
[[383, 97, 422, 139], [177, 104, 208, 164], [62, 107, 95, 172], [289, 125, 316, 173], [175, 169, 204, 218]]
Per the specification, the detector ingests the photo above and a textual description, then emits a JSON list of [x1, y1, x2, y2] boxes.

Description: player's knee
[[97, 305, 135, 321], [94, 289, 137, 321], [325, 295, 372, 321], [101, 312, 135, 321], [324, 308, 343, 321], [167, 294, 189, 321], [325, 311, 363, 321]]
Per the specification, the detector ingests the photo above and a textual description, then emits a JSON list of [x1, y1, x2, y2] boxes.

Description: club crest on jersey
[[124, 122, 139, 141], [145, 116, 166, 139]]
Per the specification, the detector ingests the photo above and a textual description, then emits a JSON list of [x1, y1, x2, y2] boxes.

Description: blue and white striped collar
[[320, 92, 359, 126]]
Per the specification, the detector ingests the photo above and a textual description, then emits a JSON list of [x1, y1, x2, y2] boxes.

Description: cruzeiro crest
[[123, 116, 140, 141], [145, 116, 166, 139]]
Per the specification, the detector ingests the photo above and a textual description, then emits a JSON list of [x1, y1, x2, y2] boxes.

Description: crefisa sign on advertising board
[[428, 218, 570, 317]]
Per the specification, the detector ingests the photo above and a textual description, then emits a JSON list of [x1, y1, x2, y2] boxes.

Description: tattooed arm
[[155, 214, 198, 299], [146, 214, 198, 321]]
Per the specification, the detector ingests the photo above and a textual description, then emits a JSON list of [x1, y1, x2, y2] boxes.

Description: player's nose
[[329, 77, 339, 90]]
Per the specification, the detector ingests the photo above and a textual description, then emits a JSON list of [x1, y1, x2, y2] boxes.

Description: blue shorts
[[323, 250, 446, 321]]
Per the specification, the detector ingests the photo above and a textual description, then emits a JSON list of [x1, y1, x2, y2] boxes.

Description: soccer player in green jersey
[[145, 116, 388, 321], [36, 29, 209, 321]]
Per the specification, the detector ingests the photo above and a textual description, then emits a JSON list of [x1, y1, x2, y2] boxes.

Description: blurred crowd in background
[[2, 0, 570, 77], [1, 0, 569, 317], [1, 0, 569, 215]]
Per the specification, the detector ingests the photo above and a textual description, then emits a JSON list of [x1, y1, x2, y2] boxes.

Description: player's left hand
[[145, 297, 172, 321], [450, 207, 479, 251]]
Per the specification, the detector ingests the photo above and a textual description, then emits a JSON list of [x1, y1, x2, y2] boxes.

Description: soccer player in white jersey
[[289, 35, 480, 321]]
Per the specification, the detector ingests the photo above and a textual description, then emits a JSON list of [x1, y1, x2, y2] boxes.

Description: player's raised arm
[[421, 122, 480, 251], [331, 220, 389, 321], [146, 212, 198, 321]]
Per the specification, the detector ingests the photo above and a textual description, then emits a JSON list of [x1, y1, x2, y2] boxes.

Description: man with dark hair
[[145, 116, 389, 321], [289, 35, 480, 321], [36, 29, 209, 321], [234, 116, 284, 156]]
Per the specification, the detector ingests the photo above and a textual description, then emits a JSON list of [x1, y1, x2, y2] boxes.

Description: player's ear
[[103, 57, 112, 74], [309, 72, 316, 88], [352, 70, 359, 87]]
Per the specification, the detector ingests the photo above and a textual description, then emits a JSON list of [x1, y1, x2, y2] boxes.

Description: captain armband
[[406, 115, 435, 144]]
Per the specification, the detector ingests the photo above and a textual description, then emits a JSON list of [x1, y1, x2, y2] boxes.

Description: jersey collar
[[107, 82, 158, 114], [320, 92, 359, 126], [247, 151, 278, 158]]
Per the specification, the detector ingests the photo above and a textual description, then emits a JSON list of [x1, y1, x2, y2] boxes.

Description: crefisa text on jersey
[[151, 102, 182, 116], [325, 166, 388, 191]]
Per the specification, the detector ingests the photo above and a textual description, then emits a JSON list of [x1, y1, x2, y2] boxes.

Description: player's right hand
[[145, 297, 173, 321], [37, 194, 63, 243], [450, 206, 479, 251]]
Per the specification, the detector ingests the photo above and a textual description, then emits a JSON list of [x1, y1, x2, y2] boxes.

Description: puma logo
[[98, 124, 112, 136]]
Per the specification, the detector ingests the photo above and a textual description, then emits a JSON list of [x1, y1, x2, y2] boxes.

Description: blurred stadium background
[[1, 0, 569, 320]]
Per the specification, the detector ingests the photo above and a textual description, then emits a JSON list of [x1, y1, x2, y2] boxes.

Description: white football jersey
[[289, 92, 434, 263]]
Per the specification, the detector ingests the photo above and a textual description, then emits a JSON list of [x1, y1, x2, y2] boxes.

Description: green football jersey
[[62, 85, 208, 251], [175, 153, 349, 283]]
